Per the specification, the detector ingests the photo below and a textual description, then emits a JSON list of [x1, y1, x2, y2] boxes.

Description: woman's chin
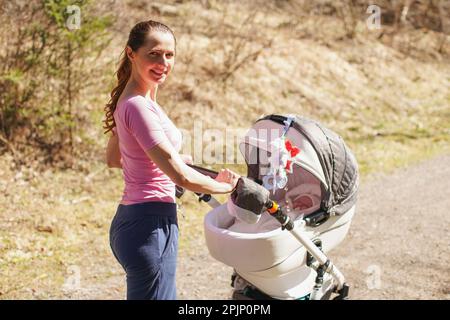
[[157, 77, 166, 84], [149, 75, 166, 84]]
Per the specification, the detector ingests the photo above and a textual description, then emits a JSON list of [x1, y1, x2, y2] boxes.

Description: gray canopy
[[248, 114, 360, 216]]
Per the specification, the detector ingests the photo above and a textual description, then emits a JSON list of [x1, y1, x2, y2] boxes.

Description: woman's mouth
[[150, 69, 165, 78]]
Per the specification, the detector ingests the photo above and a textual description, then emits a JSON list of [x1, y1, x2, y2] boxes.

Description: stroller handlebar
[[175, 164, 219, 199]]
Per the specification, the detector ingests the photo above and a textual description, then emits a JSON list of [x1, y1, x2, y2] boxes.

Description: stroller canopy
[[240, 114, 359, 216]]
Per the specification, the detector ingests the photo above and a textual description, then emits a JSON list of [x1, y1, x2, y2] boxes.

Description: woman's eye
[[148, 52, 174, 58]]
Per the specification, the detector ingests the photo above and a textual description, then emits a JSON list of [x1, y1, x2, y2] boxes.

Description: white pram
[[202, 115, 359, 300]]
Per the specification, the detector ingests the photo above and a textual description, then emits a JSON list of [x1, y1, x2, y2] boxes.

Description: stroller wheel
[[332, 283, 350, 300]]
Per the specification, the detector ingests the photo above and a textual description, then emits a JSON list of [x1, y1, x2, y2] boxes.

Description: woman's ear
[[125, 46, 134, 62]]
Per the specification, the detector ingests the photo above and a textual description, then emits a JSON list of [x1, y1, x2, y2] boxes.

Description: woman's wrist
[[180, 154, 193, 165]]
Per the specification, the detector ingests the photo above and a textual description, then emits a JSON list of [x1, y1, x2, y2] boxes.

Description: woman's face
[[128, 31, 176, 86]]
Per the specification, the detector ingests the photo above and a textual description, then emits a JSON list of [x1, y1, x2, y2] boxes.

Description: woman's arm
[[180, 154, 193, 165], [105, 132, 122, 169], [146, 141, 238, 194]]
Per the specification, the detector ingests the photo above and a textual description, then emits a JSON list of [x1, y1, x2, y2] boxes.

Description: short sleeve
[[123, 97, 167, 151]]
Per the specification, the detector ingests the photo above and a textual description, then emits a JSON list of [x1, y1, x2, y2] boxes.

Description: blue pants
[[109, 202, 178, 300]]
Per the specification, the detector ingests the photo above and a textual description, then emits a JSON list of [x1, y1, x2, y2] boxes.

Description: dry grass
[[1, 0, 449, 299], [0, 157, 123, 298]]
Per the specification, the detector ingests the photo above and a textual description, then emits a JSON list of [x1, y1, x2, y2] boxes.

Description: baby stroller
[[200, 114, 359, 300]]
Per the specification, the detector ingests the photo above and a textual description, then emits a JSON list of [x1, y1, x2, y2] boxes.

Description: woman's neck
[[126, 73, 158, 103]]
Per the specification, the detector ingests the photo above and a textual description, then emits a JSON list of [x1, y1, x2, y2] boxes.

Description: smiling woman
[[102, 20, 239, 300], [129, 31, 175, 85]]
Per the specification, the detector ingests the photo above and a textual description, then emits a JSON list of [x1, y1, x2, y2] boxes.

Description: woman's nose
[[156, 55, 169, 67]]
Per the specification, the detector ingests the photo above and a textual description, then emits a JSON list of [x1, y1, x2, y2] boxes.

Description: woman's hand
[[106, 130, 122, 169], [215, 168, 240, 191]]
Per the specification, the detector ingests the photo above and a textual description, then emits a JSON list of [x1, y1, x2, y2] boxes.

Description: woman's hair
[[103, 20, 176, 134]]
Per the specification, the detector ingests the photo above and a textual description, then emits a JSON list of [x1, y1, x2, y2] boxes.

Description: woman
[[103, 20, 239, 300]]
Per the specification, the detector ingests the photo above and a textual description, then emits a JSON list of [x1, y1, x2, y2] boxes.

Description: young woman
[[103, 20, 239, 300]]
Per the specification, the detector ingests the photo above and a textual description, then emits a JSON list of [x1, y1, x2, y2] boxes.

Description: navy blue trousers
[[109, 202, 178, 300]]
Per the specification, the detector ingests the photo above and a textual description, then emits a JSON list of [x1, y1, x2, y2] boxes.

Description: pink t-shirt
[[113, 95, 182, 205]]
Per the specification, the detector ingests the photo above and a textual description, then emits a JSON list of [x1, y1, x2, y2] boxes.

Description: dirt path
[[91, 154, 450, 300], [331, 153, 450, 300]]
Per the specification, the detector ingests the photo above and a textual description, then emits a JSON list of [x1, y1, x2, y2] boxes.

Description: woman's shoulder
[[118, 95, 148, 107], [118, 95, 158, 114]]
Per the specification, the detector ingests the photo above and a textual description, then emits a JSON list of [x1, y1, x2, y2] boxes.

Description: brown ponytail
[[103, 53, 131, 134], [103, 20, 176, 134]]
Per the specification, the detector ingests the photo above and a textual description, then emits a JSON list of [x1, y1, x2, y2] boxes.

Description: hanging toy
[[284, 139, 301, 173], [262, 136, 301, 193]]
